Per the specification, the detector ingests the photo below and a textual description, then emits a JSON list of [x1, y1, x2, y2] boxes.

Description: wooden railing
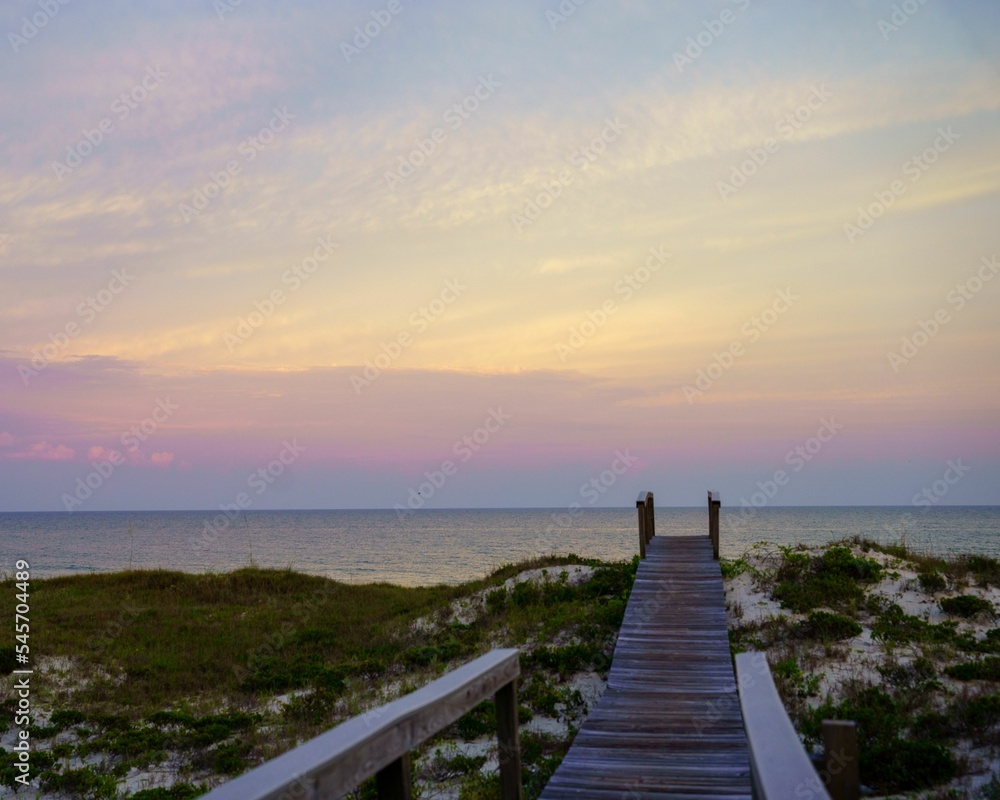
[[199, 649, 523, 800], [635, 491, 654, 558], [707, 490, 721, 560], [636, 490, 722, 560], [735, 652, 859, 800]]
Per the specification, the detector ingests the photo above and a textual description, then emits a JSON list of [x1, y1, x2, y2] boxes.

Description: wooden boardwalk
[[539, 535, 752, 798]]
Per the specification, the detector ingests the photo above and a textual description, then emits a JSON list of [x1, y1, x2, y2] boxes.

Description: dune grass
[[0, 554, 638, 798]]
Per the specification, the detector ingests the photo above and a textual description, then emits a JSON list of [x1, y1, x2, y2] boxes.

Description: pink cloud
[[150, 452, 175, 467], [6, 442, 76, 461], [0, 432, 14, 447], [87, 445, 116, 462]]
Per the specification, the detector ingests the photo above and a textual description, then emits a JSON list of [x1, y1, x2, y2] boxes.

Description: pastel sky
[[1, 0, 998, 512]]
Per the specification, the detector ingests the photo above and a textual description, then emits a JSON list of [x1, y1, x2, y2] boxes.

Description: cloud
[[6, 442, 76, 461], [149, 452, 175, 467], [0, 432, 14, 446]]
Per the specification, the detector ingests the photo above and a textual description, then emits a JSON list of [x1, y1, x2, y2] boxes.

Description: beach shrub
[[803, 686, 956, 792], [720, 558, 751, 580], [960, 694, 1000, 730], [946, 657, 1000, 682], [871, 603, 956, 646], [485, 587, 508, 613], [878, 657, 938, 692], [940, 595, 995, 619], [864, 739, 957, 792], [797, 610, 862, 641], [918, 571, 947, 593], [773, 546, 882, 613], [41, 766, 119, 799], [524, 642, 612, 678]]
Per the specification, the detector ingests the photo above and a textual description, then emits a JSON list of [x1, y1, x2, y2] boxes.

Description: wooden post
[[495, 679, 524, 800], [636, 496, 647, 559], [645, 492, 655, 541], [708, 491, 721, 560], [375, 753, 412, 800], [822, 720, 859, 800]]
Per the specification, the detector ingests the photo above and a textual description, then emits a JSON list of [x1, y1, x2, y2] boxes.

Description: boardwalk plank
[[538, 535, 751, 799]]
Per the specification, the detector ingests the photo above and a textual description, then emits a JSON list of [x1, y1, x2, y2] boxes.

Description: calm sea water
[[1, 507, 998, 586]]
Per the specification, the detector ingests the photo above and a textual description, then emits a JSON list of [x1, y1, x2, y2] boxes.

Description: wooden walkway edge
[[539, 535, 752, 798]]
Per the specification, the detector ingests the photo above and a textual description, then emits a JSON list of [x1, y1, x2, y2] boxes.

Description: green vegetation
[[772, 545, 882, 613], [940, 594, 995, 619], [794, 610, 862, 642], [730, 538, 1000, 796], [803, 685, 958, 792], [918, 571, 947, 593], [0, 555, 637, 799]]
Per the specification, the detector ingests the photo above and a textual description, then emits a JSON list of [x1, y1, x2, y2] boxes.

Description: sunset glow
[[2, 1, 998, 511]]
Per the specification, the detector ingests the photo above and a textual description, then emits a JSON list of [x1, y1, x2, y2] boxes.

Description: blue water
[[1, 507, 998, 586]]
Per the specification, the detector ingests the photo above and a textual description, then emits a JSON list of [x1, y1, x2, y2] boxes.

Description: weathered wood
[[708, 490, 721, 560], [636, 494, 647, 558], [735, 651, 831, 800], [823, 720, 859, 800], [645, 491, 655, 540], [495, 680, 524, 800], [376, 753, 412, 800], [540, 536, 751, 797], [198, 649, 520, 800]]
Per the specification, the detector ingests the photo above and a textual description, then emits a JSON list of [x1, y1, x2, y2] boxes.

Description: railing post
[[375, 753, 412, 800], [495, 679, 523, 800], [822, 720, 859, 800], [645, 492, 655, 542], [636, 493, 647, 559], [708, 490, 720, 560]]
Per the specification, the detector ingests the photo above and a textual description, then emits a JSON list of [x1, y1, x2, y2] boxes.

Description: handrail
[[199, 648, 523, 800], [736, 651, 856, 800], [635, 491, 654, 558]]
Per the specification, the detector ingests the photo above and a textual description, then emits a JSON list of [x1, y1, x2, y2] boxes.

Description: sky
[[1, 0, 998, 513]]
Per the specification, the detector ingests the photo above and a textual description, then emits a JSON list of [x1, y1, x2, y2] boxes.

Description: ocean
[[2, 507, 999, 586]]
